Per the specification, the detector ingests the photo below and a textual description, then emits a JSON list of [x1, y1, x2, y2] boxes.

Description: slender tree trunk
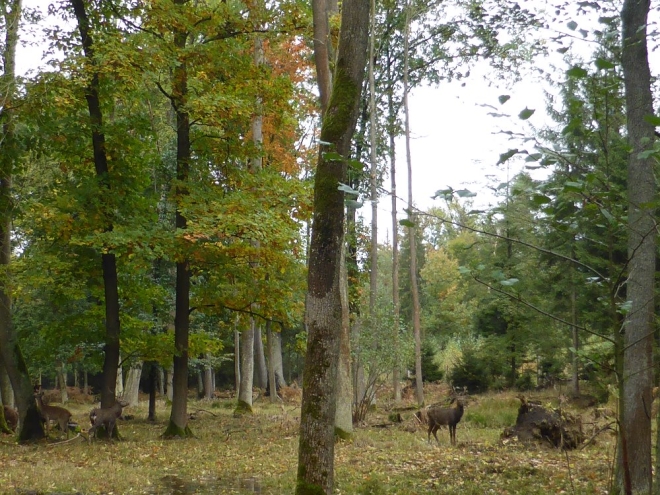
[[234, 325, 241, 396], [402, 0, 423, 407], [266, 321, 278, 403], [70, 0, 122, 412], [616, 0, 655, 492], [336, 247, 352, 436], [296, 0, 370, 491], [164, 0, 192, 438], [57, 365, 68, 404], [115, 356, 124, 397]]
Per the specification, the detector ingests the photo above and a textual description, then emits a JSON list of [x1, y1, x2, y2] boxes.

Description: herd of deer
[[2, 387, 129, 443], [4, 388, 466, 446]]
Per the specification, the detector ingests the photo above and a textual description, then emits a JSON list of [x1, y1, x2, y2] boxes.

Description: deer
[[88, 398, 130, 443], [425, 398, 465, 446], [34, 390, 72, 439]]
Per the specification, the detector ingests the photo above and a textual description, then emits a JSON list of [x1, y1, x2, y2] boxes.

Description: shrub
[[449, 345, 492, 393], [421, 341, 444, 382]]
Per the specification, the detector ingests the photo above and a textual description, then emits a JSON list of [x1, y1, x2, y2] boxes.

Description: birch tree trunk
[[296, 0, 370, 491]]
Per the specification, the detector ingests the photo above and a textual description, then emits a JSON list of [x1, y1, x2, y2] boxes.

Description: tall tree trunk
[[271, 330, 285, 388], [57, 365, 68, 404], [237, 320, 255, 413], [336, 247, 352, 436], [616, 0, 655, 493], [203, 353, 213, 400], [253, 326, 268, 389], [70, 0, 122, 411], [124, 362, 143, 407], [234, 325, 241, 396], [164, 0, 192, 438], [0, 0, 44, 442], [266, 321, 278, 403], [115, 355, 124, 397], [296, 0, 370, 491], [166, 365, 173, 401], [402, 0, 423, 407]]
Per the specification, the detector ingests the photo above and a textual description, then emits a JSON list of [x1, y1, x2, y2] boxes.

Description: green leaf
[[594, 58, 615, 70], [345, 199, 363, 208], [458, 266, 471, 274], [399, 219, 415, 228], [518, 108, 535, 120], [525, 153, 542, 162], [532, 194, 551, 206], [322, 151, 344, 162], [563, 181, 584, 192], [498, 95, 511, 105], [500, 278, 519, 286], [599, 207, 615, 223], [432, 188, 454, 200], [637, 149, 657, 160], [567, 20, 578, 30], [455, 189, 477, 198], [566, 66, 588, 78], [337, 182, 358, 195], [556, 47, 569, 54], [497, 149, 519, 164], [643, 114, 660, 126]]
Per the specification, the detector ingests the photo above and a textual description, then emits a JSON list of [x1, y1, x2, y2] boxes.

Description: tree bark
[[402, 0, 424, 407], [70, 0, 122, 411], [203, 354, 213, 400], [266, 321, 278, 403], [124, 361, 143, 407], [253, 326, 268, 389], [336, 247, 352, 436], [163, 0, 192, 438], [616, 0, 655, 492], [0, 355, 15, 408], [0, 0, 45, 442], [296, 0, 370, 491], [237, 320, 255, 414]]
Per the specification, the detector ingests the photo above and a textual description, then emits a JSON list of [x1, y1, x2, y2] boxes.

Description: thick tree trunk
[[124, 362, 143, 407], [296, 0, 370, 491], [0, 356, 15, 408], [0, 0, 44, 443], [253, 326, 268, 389], [237, 320, 255, 414], [616, 0, 655, 492]]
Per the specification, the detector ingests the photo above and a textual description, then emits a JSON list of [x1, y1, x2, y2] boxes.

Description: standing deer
[[425, 398, 465, 446], [88, 398, 129, 443], [34, 391, 72, 439]]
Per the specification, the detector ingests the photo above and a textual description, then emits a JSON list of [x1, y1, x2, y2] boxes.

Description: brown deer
[[426, 398, 465, 446], [34, 391, 72, 439], [88, 398, 129, 443], [3, 405, 18, 432]]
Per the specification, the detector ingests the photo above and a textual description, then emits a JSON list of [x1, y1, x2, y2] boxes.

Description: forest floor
[[0, 384, 618, 494]]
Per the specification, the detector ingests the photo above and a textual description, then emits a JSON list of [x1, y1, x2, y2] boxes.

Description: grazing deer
[[426, 398, 465, 446], [34, 391, 72, 439], [88, 398, 129, 443], [3, 405, 18, 432]]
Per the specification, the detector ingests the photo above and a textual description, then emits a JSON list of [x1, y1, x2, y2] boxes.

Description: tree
[[616, 0, 655, 491], [69, 0, 123, 421], [296, 0, 370, 492], [0, 0, 46, 442]]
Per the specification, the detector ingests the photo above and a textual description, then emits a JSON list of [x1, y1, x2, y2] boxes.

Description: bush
[[421, 341, 444, 382], [449, 345, 491, 393], [515, 371, 535, 391]]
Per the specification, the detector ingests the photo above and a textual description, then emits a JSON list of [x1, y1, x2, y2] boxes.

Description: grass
[[0, 389, 616, 494]]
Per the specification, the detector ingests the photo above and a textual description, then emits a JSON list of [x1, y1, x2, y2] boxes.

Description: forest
[[0, 0, 658, 494]]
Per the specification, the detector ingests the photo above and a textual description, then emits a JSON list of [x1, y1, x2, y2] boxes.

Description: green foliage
[[420, 341, 443, 382], [449, 344, 498, 393]]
